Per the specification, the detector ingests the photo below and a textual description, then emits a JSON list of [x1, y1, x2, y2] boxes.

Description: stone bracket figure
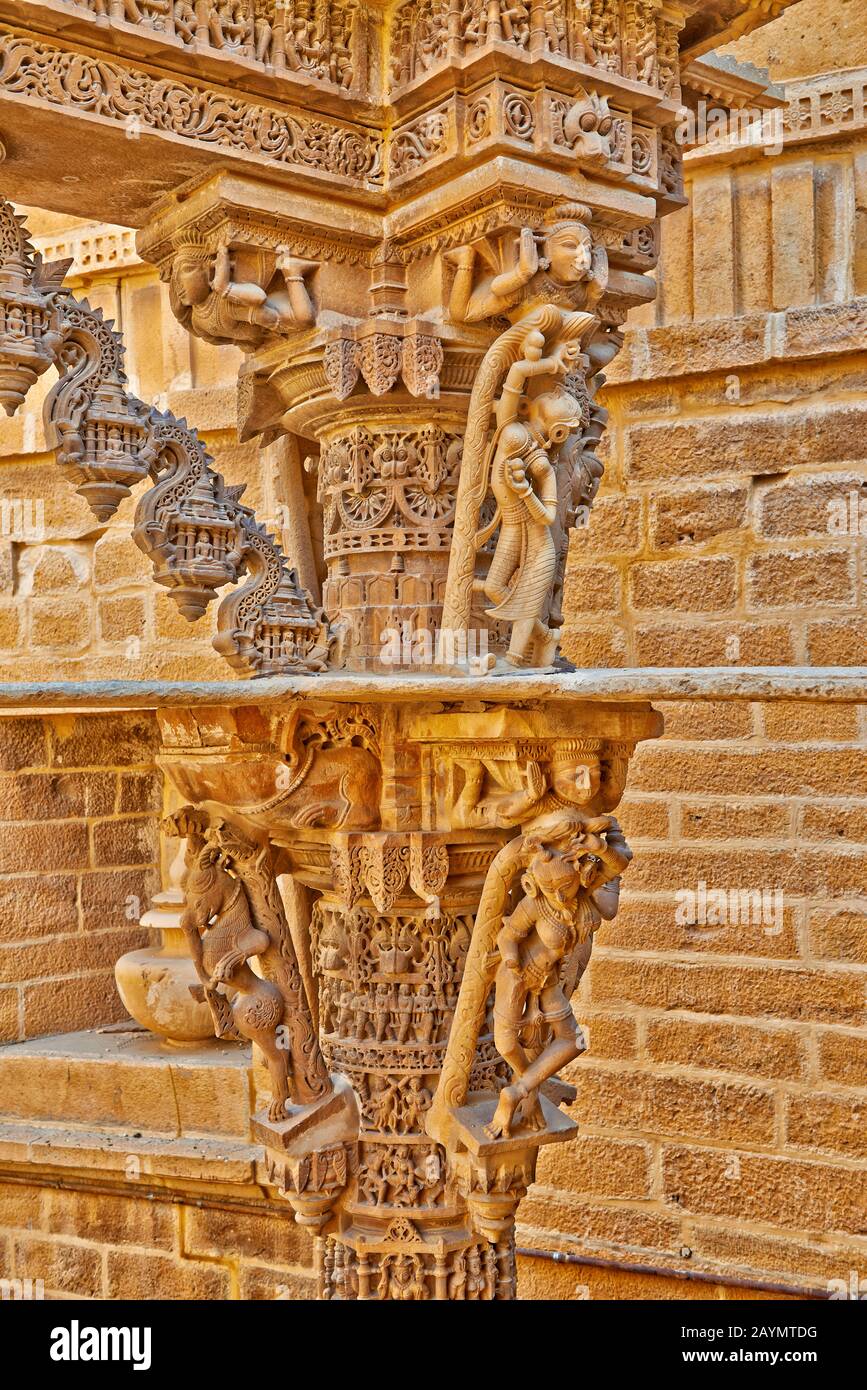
[[170, 806, 295, 1121], [428, 808, 630, 1151], [446, 209, 607, 325], [473, 325, 576, 666], [169, 235, 320, 348], [441, 305, 596, 666], [484, 820, 628, 1138], [167, 806, 331, 1113]]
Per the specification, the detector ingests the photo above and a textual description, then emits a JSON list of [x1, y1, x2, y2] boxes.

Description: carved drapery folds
[[0, 200, 331, 677]]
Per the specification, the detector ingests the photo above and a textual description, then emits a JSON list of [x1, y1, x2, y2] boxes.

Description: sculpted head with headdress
[[541, 203, 594, 286], [170, 232, 213, 308]]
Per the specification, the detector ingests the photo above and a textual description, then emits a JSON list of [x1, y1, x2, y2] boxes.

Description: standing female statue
[[475, 327, 585, 665]]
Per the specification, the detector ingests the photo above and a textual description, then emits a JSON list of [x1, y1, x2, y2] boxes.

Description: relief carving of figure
[[169, 238, 319, 347], [452, 749, 604, 829], [430, 809, 631, 1146], [377, 1253, 428, 1300], [484, 815, 631, 1138], [247, 705, 381, 830], [446, 204, 607, 324], [175, 812, 292, 1121], [472, 326, 582, 665]]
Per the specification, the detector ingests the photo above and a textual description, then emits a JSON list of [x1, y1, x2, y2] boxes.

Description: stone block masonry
[[0, 712, 160, 1041]]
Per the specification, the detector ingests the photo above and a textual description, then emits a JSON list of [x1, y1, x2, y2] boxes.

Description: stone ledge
[[0, 1119, 262, 1193], [608, 301, 867, 385], [0, 668, 862, 710], [0, 1028, 255, 1141]]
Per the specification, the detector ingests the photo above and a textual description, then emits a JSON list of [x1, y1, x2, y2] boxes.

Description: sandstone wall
[[524, 692, 867, 1296], [0, 712, 160, 1043]]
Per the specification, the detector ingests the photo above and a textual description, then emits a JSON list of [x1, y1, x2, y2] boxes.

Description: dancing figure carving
[[474, 326, 584, 666], [429, 808, 631, 1141], [485, 819, 629, 1137], [442, 305, 596, 665]]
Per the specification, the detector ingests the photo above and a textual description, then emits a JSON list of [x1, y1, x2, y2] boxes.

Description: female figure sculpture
[[485, 817, 630, 1138]]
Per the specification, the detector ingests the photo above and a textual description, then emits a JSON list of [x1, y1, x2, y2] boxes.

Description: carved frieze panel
[[317, 424, 461, 555], [386, 0, 682, 100], [4, 0, 368, 95], [319, 1236, 507, 1300], [0, 28, 383, 187]]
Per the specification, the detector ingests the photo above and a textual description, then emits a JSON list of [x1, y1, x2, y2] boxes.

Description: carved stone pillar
[[156, 693, 659, 1297], [121, 0, 685, 1297]]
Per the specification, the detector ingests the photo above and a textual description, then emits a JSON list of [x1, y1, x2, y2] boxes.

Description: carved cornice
[[684, 67, 867, 169], [138, 201, 378, 276], [0, 26, 384, 189], [677, 0, 797, 64], [0, 0, 376, 114]]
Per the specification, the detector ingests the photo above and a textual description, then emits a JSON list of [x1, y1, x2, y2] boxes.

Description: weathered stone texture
[[0, 713, 160, 1042]]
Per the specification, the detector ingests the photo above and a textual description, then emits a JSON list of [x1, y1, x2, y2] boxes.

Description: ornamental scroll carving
[[0, 29, 383, 185], [0, 200, 333, 677], [323, 330, 443, 401]]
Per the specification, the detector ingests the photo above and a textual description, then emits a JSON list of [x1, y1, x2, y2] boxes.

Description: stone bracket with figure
[[426, 804, 632, 1244], [441, 302, 599, 668], [168, 233, 320, 349], [445, 204, 608, 325]]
